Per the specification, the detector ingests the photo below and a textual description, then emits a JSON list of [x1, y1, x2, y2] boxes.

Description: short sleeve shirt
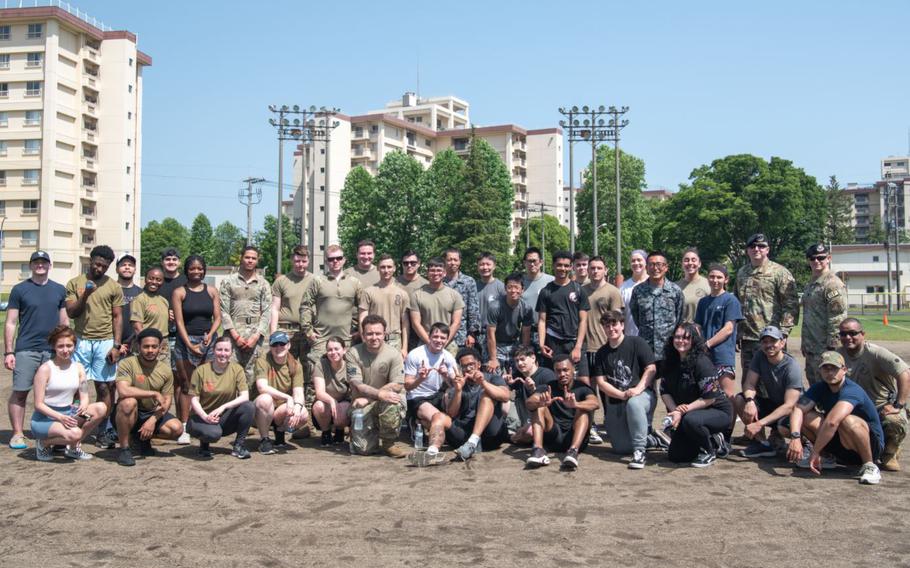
[[535, 281, 590, 340], [271, 272, 314, 326], [345, 343, 403, 390], [253, 352, 304, 400], [130, 292, 170, 336], [660, 354, 730, 411], [748, 352, 804, 405], [360, 284, 411, 338], [838, 343, 910, 408], [487, 298, 534, 345], [477, 279, 506, 332], [120, 284, 143, 345], [695, 292, 743, 367], [312, 355, 350, 400], [593, 336, 655, 396], [344, 265, 381, 288], [65, 274, 124, 340], [410, 285, 464, 331], [534, 374, 596, 431], [522, 272, 554, 323], [456, 373, 507, 423], [403, 345, 457, 400], [675, 275, 711, 323], [805, 378, 884, 453], [189, 362, 248, 413], [8, 278, 66, 352], [116, 356, 174, 412], [583, 282, 623, 352]]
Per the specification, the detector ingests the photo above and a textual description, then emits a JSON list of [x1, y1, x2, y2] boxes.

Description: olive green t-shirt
[[360, 283, 410, 338], [272, 272, 314, 326], [116, 355, 174, 412], [410, 284, 464, 331], [583, 281, 624, 352], [312, 355, 350, 400], [839, 342, 910, 408], [676, 275, 711, 324], [130, 291, 170, 337], [253, 352, 304, 403], [65, 274, 124, 340], [344, 265, 381, 288], [189, 362, 248, 413], [397, 274, 429, 294], [344, 343, 403, 390]]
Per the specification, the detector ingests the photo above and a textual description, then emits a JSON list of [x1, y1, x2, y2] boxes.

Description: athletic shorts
[[543, 422, 589, 453], [406, 392, 444, 420], [73, 338, 116, 382], [12, 350, 52, 391], [174, 335, 215, 366], [30, 405, 76, 439], [133, 409, 178, 436], [445, 412, 508, 449]]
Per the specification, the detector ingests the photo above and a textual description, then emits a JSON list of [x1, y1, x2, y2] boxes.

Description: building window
[[371, 125, 378, 133], [128, 57, 133, 67], [23, 139, 40, 155], [873, 256, 880, 262], [27, 24, 43, 39], [0, 83, 8, 98], [126, 166, 131, 174], [320, 185, 324, 191], [125, 222, 130, 230], [128, 84, 133, 93], [320, 167, 325, 173], [0, 112, 6, 126], [320, 148, 325, 155], [25, 81, 41, 96], [21, 230, 38, 245], [425, 138, 432, 147], [0, 171, 5, 186], [22, 200, 38, 214], [127, 138, 131, 146], [0, 201, 4, 215], [0, 141, 6, 157], [26, 53, 42, 68], [23, 170, 39, 185], [125, 194, 129, 201], [0, 54, 8, 69], [24, 110, 41, 126], [127, 111, 132, 119], [0, 26, 10, 41]]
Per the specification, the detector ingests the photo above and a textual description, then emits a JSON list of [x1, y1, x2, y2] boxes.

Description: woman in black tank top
[[171, 255, 222, 435]]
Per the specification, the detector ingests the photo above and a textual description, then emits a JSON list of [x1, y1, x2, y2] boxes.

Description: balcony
[[82, 128, 96, 141], [82, 156, 96, 170], [84, 46, 98, 61]]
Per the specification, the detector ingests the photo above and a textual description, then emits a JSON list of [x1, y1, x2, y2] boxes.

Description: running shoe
[[454, 440, 481, 462], [859, 462, 881, 485], [259, 438, 276, 455], [740, 440, 776, 458], [64, 445, 94, 460], [562, 448, 579, 470], [35, 439, 53, 462], [692, 449, 717, 468], [197, 442, 213, 459], [118, 447, 136, 467], [629, 449, 647, 469], [320, 430, 333, 447], [588, 427, 604, 445], [526, 447, 550, 468], [9, 434, 28, 450], [332, 429, 345, 445], [94, 430, 115, 450], [177, 431, 191, 445], [712, 432, 731, 458], [232, 442, 251, 459]]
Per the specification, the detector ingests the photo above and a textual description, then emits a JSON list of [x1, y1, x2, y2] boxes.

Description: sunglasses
[[327, 256, 344, 262], [838, 330, 862, 337], [402, 260, 418, 266], [748, 244, 769, 249], [808, 255, 828, 262]]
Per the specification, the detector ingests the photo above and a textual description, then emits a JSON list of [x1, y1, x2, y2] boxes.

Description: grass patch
[[789, 314, 910, 342]]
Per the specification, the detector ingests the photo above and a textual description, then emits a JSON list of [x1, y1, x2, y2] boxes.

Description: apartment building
[[0, 3, 149, 291], [291, 93, 563, 269], [844, 178, 910, 243], [882, 155, 910, 180]]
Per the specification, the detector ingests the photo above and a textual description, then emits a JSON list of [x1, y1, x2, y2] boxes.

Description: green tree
[[188, 213, 214, 258], [822, 175, 854, 245], [514, 214, 570, 268], [575, 146, 654, 276], [444, 136, 514, 277], [338, 166, 377, 260], [371, 151, 434, 260], [254, 214, 299, 280], [422, 149, 465, 256], [140, 217, 189, 273], [210, 221, 244, 267]]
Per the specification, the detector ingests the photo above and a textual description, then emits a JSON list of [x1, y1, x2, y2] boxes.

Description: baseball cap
[[819, 351, 845, 369], [29, 250, 51, 263], [117, 254, 137, 267], [759, 326, 784, 341], [269, 331, 290, 346], [806, 243, 830, 257], [746, 233, 769, 247]]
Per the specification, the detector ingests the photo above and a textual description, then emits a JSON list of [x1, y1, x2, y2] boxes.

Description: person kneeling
[[114, 328, 183, 466], [311, 336, 351, 446], [525, 354, 599, 470], [253, 331, 308, 455], [186, 335, 256, 459]]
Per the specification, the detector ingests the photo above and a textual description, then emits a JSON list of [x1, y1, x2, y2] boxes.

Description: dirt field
[[1, 338, 908, 568]]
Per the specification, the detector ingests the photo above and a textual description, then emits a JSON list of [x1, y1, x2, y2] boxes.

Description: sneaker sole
[[526, 457, 550, 468], [859, 476, 881, 485], [741, 450, 777, 458], [562, 459, 578, 470], [691, 460, 716, 468]]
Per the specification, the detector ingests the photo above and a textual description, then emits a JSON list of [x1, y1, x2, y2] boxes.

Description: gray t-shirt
[[403, 345, 457, 400], [476, 278, 505, 333], [748, 352, 804, 405], [522, 272, 555, 324], [487, 298, 535, 345]]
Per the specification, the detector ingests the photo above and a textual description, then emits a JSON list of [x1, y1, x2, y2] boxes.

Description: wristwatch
[[894, 402, 906, 410], [790, 431, 802, 439], [743, 396, 755, 403]]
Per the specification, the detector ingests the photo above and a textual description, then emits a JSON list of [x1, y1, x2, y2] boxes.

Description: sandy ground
[[0, 338, 908, 568]]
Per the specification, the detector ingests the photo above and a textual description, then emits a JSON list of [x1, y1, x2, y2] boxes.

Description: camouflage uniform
[[345, 343, 403, 454], [444, 272, 481, 348], [272, 271, 316, 413], [219, 270, 272, 383], [300, 272, 362, 357], [734, 260, 799, 376], [629, 279, 684, 362], [801, 269, 848, 384]]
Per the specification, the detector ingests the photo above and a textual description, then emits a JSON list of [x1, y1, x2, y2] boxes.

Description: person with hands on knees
[[505, 345, 554, 444], [30, 326, 106, 462], [784, 351, 884, 485], [172, 255, 222, 445], [252, 331, 308, 455], [114, 328, 183, 466], [661, 323, 733, 467], [186, 335, 256, 460], [404, 322, 457, 455], [525, 354, 599, 470], [311, 336, 351, 446]]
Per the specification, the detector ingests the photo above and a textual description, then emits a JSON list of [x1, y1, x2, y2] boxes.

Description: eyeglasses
[[402, 260, 418, 266], [524, 259, 541, 264], [748, 244, 769, 249], [838, 330, 862, 337], [647, 262, 667, 268], [327, 256, 344, 262], [809, 255, 828, 262]]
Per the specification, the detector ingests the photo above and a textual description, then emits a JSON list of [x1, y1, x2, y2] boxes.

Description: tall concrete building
[[291, 93, 563, 269], [0, 3, 150, 290]]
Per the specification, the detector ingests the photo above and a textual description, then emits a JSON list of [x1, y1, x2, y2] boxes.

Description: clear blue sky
[[73, 1, 910, 230]]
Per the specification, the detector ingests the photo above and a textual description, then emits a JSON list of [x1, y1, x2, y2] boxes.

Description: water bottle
[[84, 280, 95, 291], [661, 415, 674, 432], [414, 423, 425, 450], [352, 409, 364, 432]]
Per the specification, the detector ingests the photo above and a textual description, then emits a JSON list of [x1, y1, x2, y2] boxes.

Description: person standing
[[485, 273, 534, 375], [475, 252, 505, 360], [343, 239, 381, 288], [444, 247, 480, 350], [358, 254, 411, 359], [130, 266, 171, 364], [270, 244, 314, 360], [629, 251, 684, 367], [619, 249, 649, 336], [220, 245, 272, 383], [4, 251, 68, 450], [675, 248, 711, 323], [116, 254, 142, 354], [301, 244, 363, 357], [536, 251, 590, 377], [158, 248, 187, 371], [734, 233, 799, 377], [572, 252, 590, 285], [801, 243, 848, 385], [521, 247, 554, 333], [396, 250, 428, 293], [65, 245, 124, 450], [409, 257, 463, 354]]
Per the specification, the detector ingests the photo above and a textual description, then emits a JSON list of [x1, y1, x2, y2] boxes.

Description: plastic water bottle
[[352, 409, 364, 432], [84, 281, 95, 291], [661, 416, 674, 432], [414, 423, 425, 450]]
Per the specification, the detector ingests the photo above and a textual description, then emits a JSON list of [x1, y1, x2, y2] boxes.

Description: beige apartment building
[[0, 4, 149, 291], [291, 93, 563, 269]]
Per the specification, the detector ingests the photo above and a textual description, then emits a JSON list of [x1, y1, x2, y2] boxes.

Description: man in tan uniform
[[220, 246, 272, 382], [409, 257, 464, 355], [801, 243, 848, 385], [270, 245, 315, 360], [359, 254, 410, 359], [343, 239, 380, 288], [301, 244, 363, 356], [396, 250, 428, 293], [675, 247, 711, 323]]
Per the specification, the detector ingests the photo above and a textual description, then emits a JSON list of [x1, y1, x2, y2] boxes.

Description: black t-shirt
[[535, 373, 596, 431], [120, 284, 142, 344], [593, 336, 655, 399], [159, 273, 187, 335], [660, 353, 731, 413], [535, 280, 590, 340], [456, 372, 507, 423]]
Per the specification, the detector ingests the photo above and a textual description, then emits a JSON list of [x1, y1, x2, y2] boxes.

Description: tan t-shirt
[[130, 291, 170, 336], [272, 272, 314, 326], [312, 355, 350, 400], [396, 274, 429, 294], [116, 355, 174, 412], [583, 281, 624, 352], [839, 342, 910, 408], [253, 352, 304, 404], [360, 283, 410, 338], [65, 274, 124, 340], [410, 284, 464, 331], [344, 265, 381, 288], [344, 343, 403, 390], [676, 275, 711, 323], [189, 362, 248, 413]]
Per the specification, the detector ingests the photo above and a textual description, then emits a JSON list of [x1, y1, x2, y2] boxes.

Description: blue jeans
[[604, 388, 656, 454]]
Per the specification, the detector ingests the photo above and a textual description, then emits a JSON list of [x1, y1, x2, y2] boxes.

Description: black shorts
[[446, 413, 508, 450], [543, 422, 589, 453], [826, 429, 882, 465], [406, 392, 444, 420], [133, 409, 177, 436], [542, 335, 590, 377]]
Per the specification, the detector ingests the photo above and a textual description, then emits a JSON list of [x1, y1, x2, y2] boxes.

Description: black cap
[[29, 250, 51, 263], [746, 233, 769, 247], [117, 254, 137, 267], [806, 243, 829, 257]]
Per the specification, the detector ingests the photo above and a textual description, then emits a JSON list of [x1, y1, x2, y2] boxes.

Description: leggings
[[668, 406, 732, 463], [187, 402, 255, 444]]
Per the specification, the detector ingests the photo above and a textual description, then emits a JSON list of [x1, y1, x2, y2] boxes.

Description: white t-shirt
[[403, 345, 457, 400], [620, 278, 645, 337]]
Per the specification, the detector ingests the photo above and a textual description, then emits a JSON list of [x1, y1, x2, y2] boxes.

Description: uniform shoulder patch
[[825, 289, 840, 300]]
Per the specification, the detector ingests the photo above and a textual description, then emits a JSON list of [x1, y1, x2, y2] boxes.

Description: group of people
[[4, 234, 907, 485]]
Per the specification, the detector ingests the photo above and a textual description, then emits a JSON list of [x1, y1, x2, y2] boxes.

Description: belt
[[279, 322, 301, 330]]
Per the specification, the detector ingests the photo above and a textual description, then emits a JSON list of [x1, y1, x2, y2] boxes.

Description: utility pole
[[605, 106, 629, 282], [557, 107, 576, 253], [888, 182, 902, 310], [531, 201, 553, 266], [238, 177, 264, 245]]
